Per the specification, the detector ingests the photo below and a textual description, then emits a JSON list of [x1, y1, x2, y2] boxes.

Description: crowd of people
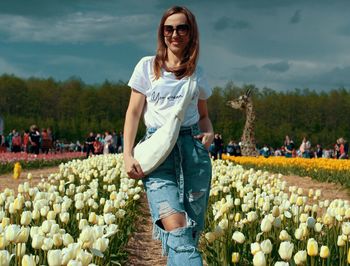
[[2, 126, 348, 161], [85, 131, 124, 158], [0, 125, 56, 154], [209, 133, 349, 160], [0, 125, 125, 158]]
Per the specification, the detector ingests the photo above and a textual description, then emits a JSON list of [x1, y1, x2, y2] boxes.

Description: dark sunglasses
[[163, 24, 190, 37]]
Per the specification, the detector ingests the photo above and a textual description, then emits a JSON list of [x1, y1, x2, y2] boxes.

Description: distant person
[[117, 131, 124, 153], [213, 133, 223, 159], [111, 131, 118, 153], [11, 131, 22, 153], [284, 135, 294, 158], [41, 128, 51, 154], [334, 139, 341, 159], [260, 144, 271, 158], [23, 130, 30, 153], [93, 133, 103, 154], [299, 136, 311, 158], [29, 125, 41, 154], [314, 144, 323, 158], [103, 131, 113, 154], [85, 132, 95, 158], [226, 139, 236, 156], [234, 141, 242, 156], [339, 137, 348, 159]]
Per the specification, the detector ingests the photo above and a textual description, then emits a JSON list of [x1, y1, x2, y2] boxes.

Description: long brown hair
[[153, 6, 199, 80]]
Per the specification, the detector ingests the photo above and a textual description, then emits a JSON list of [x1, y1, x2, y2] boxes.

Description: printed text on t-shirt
[[150, 91, 184, 104]]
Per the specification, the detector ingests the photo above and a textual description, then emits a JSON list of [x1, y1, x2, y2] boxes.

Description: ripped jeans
[[142, 124, 212, 266]]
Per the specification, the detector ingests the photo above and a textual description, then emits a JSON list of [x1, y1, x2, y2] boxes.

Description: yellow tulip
[[307, 238, 318, 256], [13, 162, 22, 179], [232, 252, 240, 263]]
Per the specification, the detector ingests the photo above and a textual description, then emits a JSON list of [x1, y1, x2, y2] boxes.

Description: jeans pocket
[[193, 138, 208, 152]]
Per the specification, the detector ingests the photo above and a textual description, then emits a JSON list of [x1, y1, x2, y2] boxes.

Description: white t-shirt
[[128, 56, 212, 128]]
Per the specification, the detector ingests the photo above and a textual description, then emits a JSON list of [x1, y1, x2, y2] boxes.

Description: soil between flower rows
[[0, 166, 349, 265]]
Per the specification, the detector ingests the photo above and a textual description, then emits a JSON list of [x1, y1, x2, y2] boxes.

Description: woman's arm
[[196, 99, 214, 150], [123, 89, 146, 179]]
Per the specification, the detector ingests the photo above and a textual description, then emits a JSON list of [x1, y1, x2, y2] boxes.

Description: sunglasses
[[163, 24, 190, 37]]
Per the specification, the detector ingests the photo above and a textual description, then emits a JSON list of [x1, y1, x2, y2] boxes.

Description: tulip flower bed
[[0, 154, 142, 265], [0, 152, 86, 175], [201, 159, 350, 265], [223, 155, 350, 188]]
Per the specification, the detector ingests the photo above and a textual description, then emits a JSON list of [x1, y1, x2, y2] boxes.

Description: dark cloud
[[0, 0, 76, 17], [213, 17, 251, 31], [290, 9, 302, 24], [313, 66, 350, 88], [262, 61, 291, 72]]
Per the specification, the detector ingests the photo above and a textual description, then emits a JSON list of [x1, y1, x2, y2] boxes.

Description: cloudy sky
[[0, 0, 349, 91]]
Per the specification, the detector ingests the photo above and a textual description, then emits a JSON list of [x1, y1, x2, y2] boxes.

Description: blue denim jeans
[[142, 124, 212, 266]]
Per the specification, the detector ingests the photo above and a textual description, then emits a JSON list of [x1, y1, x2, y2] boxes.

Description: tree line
[[1, 74, 349, 148]]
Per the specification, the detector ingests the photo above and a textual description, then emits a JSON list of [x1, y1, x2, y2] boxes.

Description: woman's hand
[[194, 132, 214, 150], [124, 154, 145, 179]]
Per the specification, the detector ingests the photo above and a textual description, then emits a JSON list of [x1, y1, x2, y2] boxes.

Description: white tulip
[[4, 224, 21, 243], [232, 231, 245, 244], [60, 212, 70, 224], [253, 251, 266, 266], [20, 211, 32, 226], [41, 238, 53, 252], [278, 241, 294, 261], [0, 250, 10, 266], [261, 217, 272, 233], [274, 262, 289, 266], [93, 237, 109, 252], [67, 260, 82, 266], [260, 239, 272, 254], [22, 254, 36, 266], [251, 242, 261, 255], [32, 235, 44, 249], [48, 250, 62, 266], [76, 250, 92, 265]]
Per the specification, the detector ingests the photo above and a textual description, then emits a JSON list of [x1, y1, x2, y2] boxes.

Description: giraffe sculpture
[[227, 88, 259, 156]]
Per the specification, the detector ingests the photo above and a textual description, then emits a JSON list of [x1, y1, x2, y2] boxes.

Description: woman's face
[[163, 13, 190, 57]]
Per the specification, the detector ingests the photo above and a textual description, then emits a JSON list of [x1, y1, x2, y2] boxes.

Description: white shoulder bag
[[133, 75, 197, 175]]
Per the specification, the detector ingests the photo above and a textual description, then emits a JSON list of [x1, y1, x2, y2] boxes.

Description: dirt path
[[1, 167, 349, 266], [124, 193, 167, 266], [0, 166, 59, 192], [283, 175, 350, 201]]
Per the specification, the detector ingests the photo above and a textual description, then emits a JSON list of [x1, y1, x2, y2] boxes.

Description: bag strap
[[178, 74, 197, 109], [172, 74, 197, 121]]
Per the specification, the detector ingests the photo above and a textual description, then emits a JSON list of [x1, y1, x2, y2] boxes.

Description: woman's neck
[[165, 49, 183, 68]]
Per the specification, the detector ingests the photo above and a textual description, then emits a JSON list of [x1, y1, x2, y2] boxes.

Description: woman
[[284, 135, 294, 158], [123, 6, 213, 265]]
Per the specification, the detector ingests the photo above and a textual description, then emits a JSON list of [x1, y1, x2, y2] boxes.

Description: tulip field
[[0, 154, 142, 266], [223, 154, 350, 188], [202, 159, 350, 265], [1, 155, 350, 265]]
